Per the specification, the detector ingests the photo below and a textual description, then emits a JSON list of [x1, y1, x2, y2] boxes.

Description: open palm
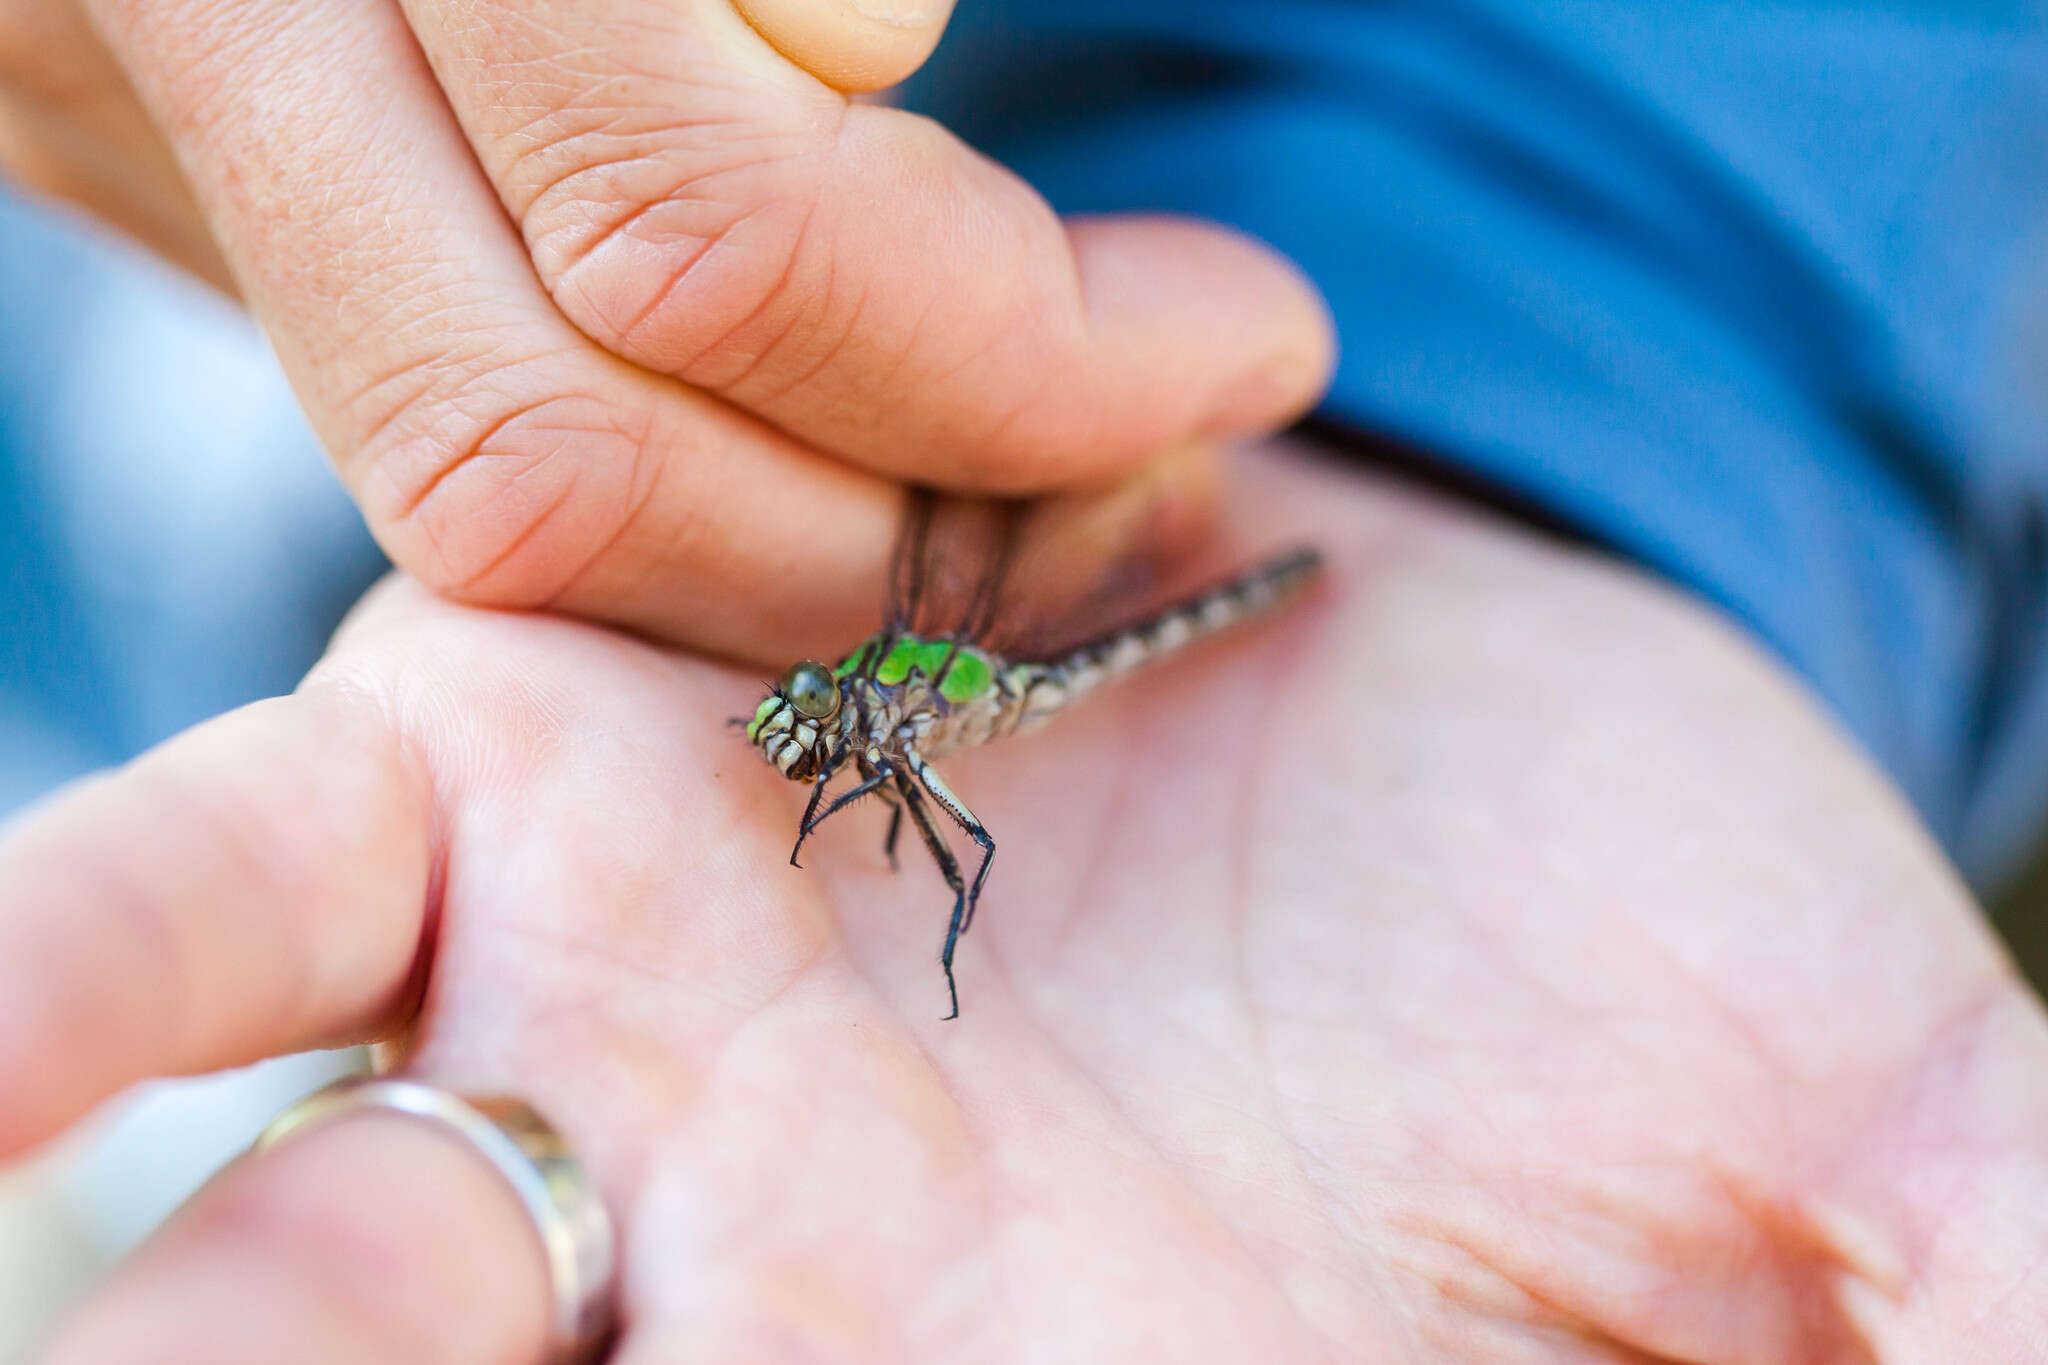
[[17, 451, 2048, 1363]]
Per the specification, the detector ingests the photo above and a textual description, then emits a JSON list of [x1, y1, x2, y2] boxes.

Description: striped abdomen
[[992, 545, 1324, 737]]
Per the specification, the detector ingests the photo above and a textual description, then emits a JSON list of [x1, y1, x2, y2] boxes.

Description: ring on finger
[[255, 1076, 617, 1362]]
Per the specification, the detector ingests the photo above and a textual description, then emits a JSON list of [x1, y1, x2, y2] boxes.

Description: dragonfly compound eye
[[781, 661, 841, 721]]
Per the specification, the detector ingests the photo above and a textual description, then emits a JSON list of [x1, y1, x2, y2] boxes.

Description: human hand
[[0, 0, 1332, 660], [10, 448, 2045, 1361]]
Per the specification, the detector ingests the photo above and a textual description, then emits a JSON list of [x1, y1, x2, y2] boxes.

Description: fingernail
[[848, 0, 949, 28]]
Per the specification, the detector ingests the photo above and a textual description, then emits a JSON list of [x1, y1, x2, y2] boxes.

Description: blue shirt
[[904, 2, 2048, 886]]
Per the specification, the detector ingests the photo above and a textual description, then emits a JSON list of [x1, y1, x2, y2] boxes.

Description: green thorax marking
[[836, 632, 994, 705]]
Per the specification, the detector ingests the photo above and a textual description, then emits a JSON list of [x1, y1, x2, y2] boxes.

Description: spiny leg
[[882, 802, 903, 872], [906, 751, 996, 934], [855, 751, 905, 871], [789, 747, 845, 869], [893, 770, 969, 1020], [790, 752, 892, 869]]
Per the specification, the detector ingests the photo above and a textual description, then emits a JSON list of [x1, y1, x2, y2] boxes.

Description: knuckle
[[352, 364, 660, 608], [506, 92, 838, 378]]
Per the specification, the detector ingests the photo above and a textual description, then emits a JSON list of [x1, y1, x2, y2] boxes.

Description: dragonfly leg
[[907, 750, 996, 936], [856, 751, 904, 872], [790, 750, 841, 869], [789, 748, 889, 869], [882, 802, 904, 872], [893, 770, 969, 1020]]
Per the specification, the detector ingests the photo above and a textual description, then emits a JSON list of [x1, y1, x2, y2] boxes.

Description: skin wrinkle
[[1420, 1217, 1705, 1364], [733, 241, 860, 413], [514, 84, 838, 303], [322, 243, 483, 346], [732, 876, 1016, 1352], [652, 167, 831, 382], [379, 392, 568, 523], [1840, 983, 2020, 1282], [437, 450, 588, 595], [1373, 966, 1785, 1355], [1223, 620, 1418, 1357], [484, 916, 815, 1022], [516, 132, 758, 243], [1703, 1171, 1888, 1365], [516, 124, 812, 258], [378, 388, 661, 600], [867, 279, 942, 399], [996, 957, 1342, 1360], [688, 196, 833, 396], [577, 186, 813, 379], [1607, 919, 1806, 1141], [342, 354, 452, 465], [322, 262, 549, 435], [1350, 903, 1901, 1343], [494, 45, 826, 176], [541, 431, 673, 618]]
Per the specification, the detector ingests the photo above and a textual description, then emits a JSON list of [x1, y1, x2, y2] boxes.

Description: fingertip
[[1065, 215, 1338, 447], [0, 696, 431, 1157], [1196, 288, 1339, 441], [732, 0, 957, 94]]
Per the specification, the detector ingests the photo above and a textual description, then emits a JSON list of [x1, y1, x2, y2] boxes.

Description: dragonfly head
[[745, 660, 843, 782]]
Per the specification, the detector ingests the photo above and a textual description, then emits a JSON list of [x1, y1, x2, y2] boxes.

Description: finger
[[733, 0, 957, 93], [401, 0, 1336, 485], [34, 1111, 551, 1365], [84, 0, 902, 657], [0, 0, 230, 289], [0, 693, 430, 1157]]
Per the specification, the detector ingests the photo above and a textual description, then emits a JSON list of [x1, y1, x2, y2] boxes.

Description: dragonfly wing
[[883, 486, 935, 635], [888, 490, 1031, 645]]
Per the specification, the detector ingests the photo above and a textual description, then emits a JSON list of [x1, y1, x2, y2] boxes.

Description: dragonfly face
[[746, 659, 844, 783]]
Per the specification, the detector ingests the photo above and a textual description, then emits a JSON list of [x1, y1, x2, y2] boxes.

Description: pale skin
[[4, 0, 2047, 1358], [6, 448, 2048, 1362], [0, 0, 1333, 660]]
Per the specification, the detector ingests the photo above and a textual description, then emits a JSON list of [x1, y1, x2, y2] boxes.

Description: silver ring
[[254, 1076, 618, 1362]]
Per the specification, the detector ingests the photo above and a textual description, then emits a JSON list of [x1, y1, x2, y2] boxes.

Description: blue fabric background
[[0, 194, 383, 817]]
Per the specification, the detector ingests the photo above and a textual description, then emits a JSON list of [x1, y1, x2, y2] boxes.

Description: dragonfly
[[744, 490, 1323, 1018]]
